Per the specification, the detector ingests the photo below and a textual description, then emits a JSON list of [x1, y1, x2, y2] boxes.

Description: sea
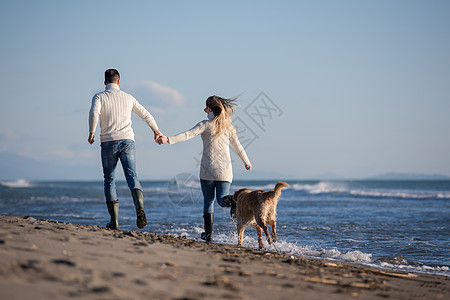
[[1, 178, 449, 276]]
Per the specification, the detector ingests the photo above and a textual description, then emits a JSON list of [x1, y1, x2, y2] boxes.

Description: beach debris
[[349, 282, 373, 289], [377, 271, 418, 278], [159, 261, 178, 270], [132, 260, 146, 268], [304, 276, 339, 285], [239, 270, 252, 277], [325, 262, 341, 267], [204, 275, 240, 291]]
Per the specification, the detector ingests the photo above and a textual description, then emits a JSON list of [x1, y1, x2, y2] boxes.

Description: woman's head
[[206, 96, 223, 116], [205, 95, 238, 138], [206, 95, 237, 116]]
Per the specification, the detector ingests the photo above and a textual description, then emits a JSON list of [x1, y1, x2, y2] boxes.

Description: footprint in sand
[[51, 259, 76, 267]]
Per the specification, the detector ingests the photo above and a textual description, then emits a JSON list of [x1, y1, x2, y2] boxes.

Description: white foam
[[231, 183, 280, 191], [161, 226, 450, 276], [290, 181, 450, 200], [341, 250, 373, 263], [292, 181, 347, 194], [163, 226, 373, 264], [376, 262, 450, 277], [0, 179, 33, 188]]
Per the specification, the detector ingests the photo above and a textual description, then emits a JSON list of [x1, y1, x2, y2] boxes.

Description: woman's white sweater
[[168, 115, 251, 182]]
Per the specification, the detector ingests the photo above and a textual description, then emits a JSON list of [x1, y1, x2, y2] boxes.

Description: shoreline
[[0, 215, 448, 299]]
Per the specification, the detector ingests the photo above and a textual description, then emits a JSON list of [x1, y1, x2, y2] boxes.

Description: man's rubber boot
[[106, 200, 119, 230], [132, 189, 147, 229], [201, 213, 213, 242]]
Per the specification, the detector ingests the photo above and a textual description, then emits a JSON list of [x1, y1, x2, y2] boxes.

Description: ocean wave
[[292, 182, 346, 194], [162, 227, 375, 263], [0, 179, 33, 188], [161, 226, 449, 276], [291, 181, 450, 200], [231, 183, 278, 191], [376, 261, 450, 277], [142, 187, 171, 193], [29, 196, 100, 203], [349, 189, 450, 200]]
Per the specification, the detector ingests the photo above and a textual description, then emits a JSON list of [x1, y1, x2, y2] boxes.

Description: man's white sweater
[[169, 115, 251, 182], [89, 83, 158, 142]]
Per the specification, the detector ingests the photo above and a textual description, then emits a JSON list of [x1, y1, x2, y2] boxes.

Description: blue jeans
[[101, 139, 142, 202], [200, 179, 231, 214]]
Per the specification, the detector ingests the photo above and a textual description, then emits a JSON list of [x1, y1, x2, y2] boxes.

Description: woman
[[160, 95, 252, 242]]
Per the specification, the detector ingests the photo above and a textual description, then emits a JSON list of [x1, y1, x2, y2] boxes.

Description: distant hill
[[365, 172, 450, 180]]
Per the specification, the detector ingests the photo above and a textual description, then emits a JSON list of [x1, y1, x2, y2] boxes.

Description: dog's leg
[[255, 216, 272, 245], [255, 225, 265, 249], [268, 220, 277, 243], [237, 223, 245, 247]]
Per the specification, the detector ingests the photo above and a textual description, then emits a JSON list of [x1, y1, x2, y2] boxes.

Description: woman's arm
[[167, 120, 207, 144], [229, 131, 252, 169]]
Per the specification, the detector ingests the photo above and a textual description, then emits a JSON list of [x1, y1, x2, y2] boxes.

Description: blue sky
[[1, 0, 449, 180]]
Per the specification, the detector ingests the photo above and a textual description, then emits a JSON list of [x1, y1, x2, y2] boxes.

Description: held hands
[[157, 136, 169, 144], [154, 130, 169, 145], [154, 130, 163, 143]]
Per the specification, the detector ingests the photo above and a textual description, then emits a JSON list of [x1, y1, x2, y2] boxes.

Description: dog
[[232, 181, 289, 249]]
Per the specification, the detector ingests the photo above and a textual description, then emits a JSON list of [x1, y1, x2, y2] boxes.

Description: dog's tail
[[274, 181, 289, 199]]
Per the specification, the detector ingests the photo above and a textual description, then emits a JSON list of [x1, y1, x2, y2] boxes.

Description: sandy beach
[[0, 215, 448, 300]]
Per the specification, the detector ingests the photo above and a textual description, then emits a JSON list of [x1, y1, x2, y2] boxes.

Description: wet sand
[[0, 215, 448, 299]]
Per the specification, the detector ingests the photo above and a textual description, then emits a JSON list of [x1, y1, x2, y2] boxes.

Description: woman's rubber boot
[[230, 199, 237, 219], [132, 189, 147, 229], [106, 200, 119, 230], [222, 195, 236, 218], [201, 213, 213, 242]]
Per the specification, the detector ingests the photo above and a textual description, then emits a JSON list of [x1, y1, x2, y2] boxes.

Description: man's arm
[[132, 100, 158, 130], [132, 99, 164, 143], [88, 95, 101, 144]]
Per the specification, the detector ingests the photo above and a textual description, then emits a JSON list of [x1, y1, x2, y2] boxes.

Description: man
[[88, 69, 163, 230]]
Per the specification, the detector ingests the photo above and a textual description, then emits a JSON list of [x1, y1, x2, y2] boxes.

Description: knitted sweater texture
[[89, 83, 159, 142], [169, 115, 251, 182]]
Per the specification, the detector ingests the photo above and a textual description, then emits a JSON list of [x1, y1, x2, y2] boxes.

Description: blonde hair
[[206, 95, 238, 139]]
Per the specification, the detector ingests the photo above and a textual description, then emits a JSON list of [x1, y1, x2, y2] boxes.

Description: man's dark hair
[[105, 69, 120, 84]]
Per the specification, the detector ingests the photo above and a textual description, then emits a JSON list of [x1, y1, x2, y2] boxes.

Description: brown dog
[[233, 181, 289, 249]]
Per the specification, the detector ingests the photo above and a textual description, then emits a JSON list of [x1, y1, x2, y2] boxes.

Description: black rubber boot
[[222, 195, 236, 218], [132, 189, 147, 229], [230, 198, 236, 219], [201, 213, 213, 242], [106, 200, 119, 230]]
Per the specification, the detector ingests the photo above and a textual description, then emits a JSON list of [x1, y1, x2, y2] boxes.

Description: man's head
[[104, 69, 120, 85]]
